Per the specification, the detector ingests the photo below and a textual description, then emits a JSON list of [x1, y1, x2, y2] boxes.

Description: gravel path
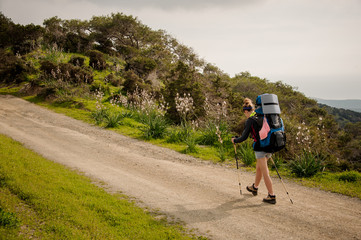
[[0, 95, 360, 240]]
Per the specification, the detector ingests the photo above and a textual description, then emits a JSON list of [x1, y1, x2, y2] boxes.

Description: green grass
[[0, 134, 203, 239], [0, 85, 22, 95], [292, 171, 361, 199]]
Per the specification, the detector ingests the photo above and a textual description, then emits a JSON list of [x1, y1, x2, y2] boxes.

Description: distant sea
[[315, 98, 361, 113]]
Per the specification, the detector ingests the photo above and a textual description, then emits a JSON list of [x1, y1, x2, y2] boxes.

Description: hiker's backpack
[[254, 94, 286, 153]]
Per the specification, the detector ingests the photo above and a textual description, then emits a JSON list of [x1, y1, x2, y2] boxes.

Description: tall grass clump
[[175, 93, 198, 153], [91, 89, 108, 125], [290, 151, 325, 177], [198, 121, 229, 146], [238, 141, 256, 166], [201, 99, 231, 161], [128, 87, 168, 140], [104, 112, 123, 128], [42, 43, 66, 63]]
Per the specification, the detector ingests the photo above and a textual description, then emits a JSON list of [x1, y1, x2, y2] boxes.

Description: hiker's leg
[[258, 157, 274, 195], [254, 159, 262, 188]]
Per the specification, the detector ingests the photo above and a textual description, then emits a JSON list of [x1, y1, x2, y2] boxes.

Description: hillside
[[318, 103, 361, 127], [0, 12, 360, 172], [316, 98, 361, 113]]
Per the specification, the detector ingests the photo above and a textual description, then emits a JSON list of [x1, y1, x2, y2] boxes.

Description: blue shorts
[[255, 151, 272, 159]]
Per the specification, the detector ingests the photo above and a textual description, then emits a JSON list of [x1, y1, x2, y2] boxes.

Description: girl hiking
[[231, 98, 276, 204]]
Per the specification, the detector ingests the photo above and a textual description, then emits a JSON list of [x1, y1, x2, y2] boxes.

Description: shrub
[[105, 73, 123, 87], [90, 80, 110, 95], [0, 208, 20, 228], [87, 50, 107, 70], [0, 50, 30, 83], [123, 70, 144, 93], [126, 56, 157, 78], [40, 59, 57, 73], [68, 56, 85, 67], [290, 151, 324, 177], [337, 171, 361, 182], [40, 60, 93, 84]]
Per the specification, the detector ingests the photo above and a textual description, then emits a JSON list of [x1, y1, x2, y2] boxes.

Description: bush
[[126, 56, 157, 78], [40, 59, 57, 73], [40, 60, 93, 84], [90, 80, 110, 95], [87, 50, 107, 70], [122, 70, 144, 93], [290, 151, 324, 177], [0, 208, 20, 228], [68, 56, 85, 67], [105, 73, 123, 87], [337, 171, 361, 182], [0, 50, 31, 83]]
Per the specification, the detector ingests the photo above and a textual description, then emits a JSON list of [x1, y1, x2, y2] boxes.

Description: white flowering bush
[[110, 94, 128, 108], [201, 98, 232, 160], [91, 90, 109, 125], [174, 93, 199, 153], [175, 93, 194, 123], [128, 87, 169, 139], [199, 107, 229, 146]]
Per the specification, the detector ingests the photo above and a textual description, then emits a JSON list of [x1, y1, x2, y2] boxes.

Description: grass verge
[[0, 134, 204, 239]]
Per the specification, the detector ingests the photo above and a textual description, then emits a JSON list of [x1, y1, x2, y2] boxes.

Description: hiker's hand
[[231, 136, 238, 144]]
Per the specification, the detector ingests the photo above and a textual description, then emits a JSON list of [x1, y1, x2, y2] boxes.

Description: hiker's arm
[[233, 119, 252, 143]]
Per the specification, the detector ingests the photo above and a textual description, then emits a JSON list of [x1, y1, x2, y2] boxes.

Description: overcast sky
[[1, 0, 361, 100]]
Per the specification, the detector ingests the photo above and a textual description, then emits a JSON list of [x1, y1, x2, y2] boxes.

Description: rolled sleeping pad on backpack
[[260, 94, 281, 114]]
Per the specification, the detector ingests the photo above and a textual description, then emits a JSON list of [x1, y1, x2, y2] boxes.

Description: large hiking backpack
[[255, 94, 286, 153]]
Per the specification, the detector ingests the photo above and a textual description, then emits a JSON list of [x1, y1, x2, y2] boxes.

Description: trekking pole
[[233, 143, 242, 195], [270, 157, 293, 204]]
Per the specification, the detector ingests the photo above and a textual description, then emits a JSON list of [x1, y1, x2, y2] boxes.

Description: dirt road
[[0, 95, 360, 240]]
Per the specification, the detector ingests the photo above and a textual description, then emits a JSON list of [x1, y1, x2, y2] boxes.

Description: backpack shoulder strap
[[250, 113, 264, 129]]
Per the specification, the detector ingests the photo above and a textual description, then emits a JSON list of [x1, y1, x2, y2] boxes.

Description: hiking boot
[[263, 194, 276, 204], [246, 184, 258, 196]]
